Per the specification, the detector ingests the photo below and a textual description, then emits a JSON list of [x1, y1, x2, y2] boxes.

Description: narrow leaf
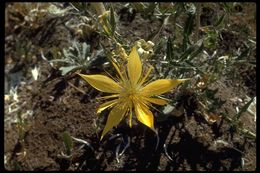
[[237, 48, 250, 60], [188, 39, 204, 61], [235, 97, 255, 120], [180, 39, 203, 61], [183, 14, 195, 50], [180, 45, 196, 61], [184, 14, 195, 36], [60, 65, 78, 76], [214, 14, 226, 27], [110, 5, 116, 36]]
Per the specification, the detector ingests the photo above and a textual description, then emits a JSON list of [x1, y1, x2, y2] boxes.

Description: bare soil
[[4, 62, 256, 170]]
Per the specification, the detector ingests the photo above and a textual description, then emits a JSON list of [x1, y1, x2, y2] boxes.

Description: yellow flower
[[78, 46, 188, 140]]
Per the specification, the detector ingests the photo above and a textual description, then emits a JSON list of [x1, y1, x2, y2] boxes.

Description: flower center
[[120, 81, 142, 101], [127, 88, 137, 96], [121, 86, 140, 101]]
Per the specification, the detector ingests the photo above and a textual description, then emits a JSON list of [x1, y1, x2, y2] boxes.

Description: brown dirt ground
[[4, 61, 256, 170]]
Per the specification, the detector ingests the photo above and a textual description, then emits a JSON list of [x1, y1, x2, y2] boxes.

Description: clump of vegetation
[[5, 2, 256, 171]]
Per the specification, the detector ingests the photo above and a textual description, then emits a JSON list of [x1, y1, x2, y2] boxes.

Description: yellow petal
[[101, 103, 128, 140], [97, 99, 119, 114], [142, 79, 189, 96], [127, 46, 142, 86], [96, 94, 119, 101], [134, 102, 155, 131], [78, 74, 122, 93], [145, 97, 168, 105]]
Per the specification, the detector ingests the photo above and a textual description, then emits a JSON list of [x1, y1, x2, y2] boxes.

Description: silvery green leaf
[[82, 42, 90, 60], [63, 48, 69, 58], [163, 104, 175, 114], [184, 3, 196, 15], [60, 65, 78, 76], [47, 4, 73, 16], [50, 59, 72, 63], [73, 41, 81, 57], [10, 86, 19, 102], [82, 43, 87, 60], [247, 97, 256, 121]]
